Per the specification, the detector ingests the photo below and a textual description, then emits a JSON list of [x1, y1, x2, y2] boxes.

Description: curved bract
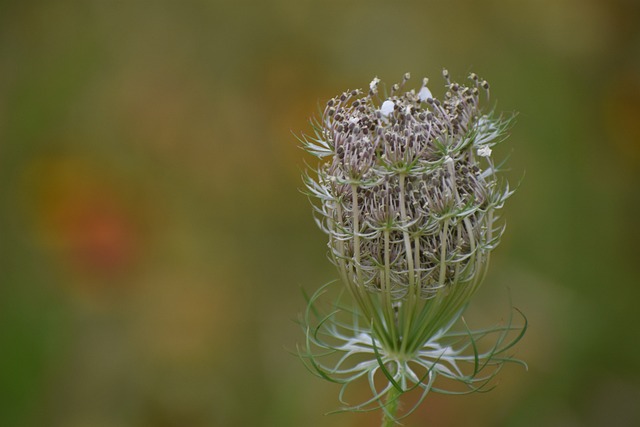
[[298, 281, 527, 419]]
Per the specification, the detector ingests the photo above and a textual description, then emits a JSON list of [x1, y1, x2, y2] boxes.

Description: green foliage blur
[[1, 1, 639, 426]]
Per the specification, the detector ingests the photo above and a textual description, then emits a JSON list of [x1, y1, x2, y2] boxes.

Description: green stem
[[381, 386, 402, 427]]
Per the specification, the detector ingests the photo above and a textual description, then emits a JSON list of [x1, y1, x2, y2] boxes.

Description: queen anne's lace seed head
[[304, 71, 512, 301], [297, 72, 524, 420]]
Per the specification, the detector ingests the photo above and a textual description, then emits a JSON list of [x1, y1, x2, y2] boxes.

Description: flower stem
[[381, 386, 401, 427]]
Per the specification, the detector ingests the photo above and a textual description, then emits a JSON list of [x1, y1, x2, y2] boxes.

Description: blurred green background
[[1, 1, 639, 426]]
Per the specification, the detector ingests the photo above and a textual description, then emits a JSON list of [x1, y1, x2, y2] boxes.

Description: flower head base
[[298, 71, 525, 421]]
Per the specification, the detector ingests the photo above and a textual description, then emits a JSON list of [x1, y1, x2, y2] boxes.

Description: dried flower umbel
[[297, 71, 526, 425]]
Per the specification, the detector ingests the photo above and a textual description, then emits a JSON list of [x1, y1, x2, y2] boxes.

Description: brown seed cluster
[[304, 71, 511, 300]]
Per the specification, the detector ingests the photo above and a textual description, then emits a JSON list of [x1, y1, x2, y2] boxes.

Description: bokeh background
[[1, 1, 639, 426]]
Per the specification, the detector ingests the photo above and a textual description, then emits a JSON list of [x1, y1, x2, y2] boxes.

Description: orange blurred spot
[[604, 68, 640, 169], [24, 154, 144, 285]]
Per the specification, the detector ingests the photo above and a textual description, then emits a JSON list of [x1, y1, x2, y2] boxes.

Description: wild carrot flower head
[[298, 71, 526, 421]]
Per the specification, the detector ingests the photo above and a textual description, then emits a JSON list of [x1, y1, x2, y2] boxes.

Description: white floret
[[380, 100, 395, 117], [418, 86, 432, 102], [477, 145, 492, 157], [370, 77, 380, 92]]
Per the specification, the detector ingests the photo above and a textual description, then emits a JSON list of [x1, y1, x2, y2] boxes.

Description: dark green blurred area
[[1, 1, 639, 426]]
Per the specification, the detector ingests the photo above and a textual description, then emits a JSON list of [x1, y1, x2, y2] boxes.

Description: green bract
[[298, 71, 526, 422]]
